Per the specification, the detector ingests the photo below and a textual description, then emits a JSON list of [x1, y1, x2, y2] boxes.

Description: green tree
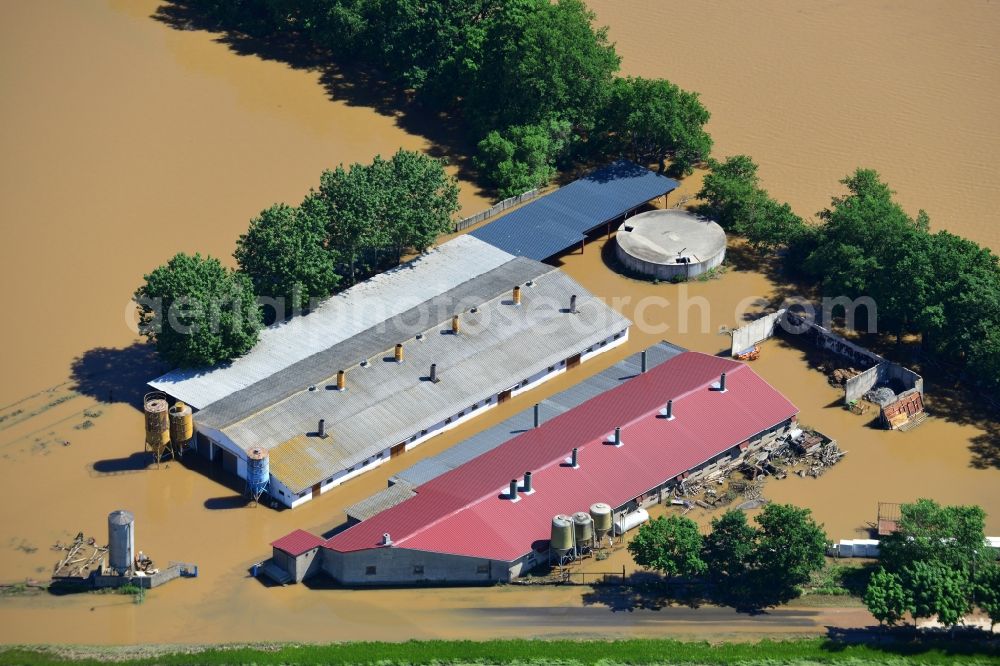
[[315, 150, 458, 281], [134, 253, 262, 368], [751, 503, 828, 606], [628, 515, 706, 582], [462, 0, 619, 134], [702, 509, 758, 604], [863, 568, 911, 627], [902, 560, 971, 629], [603, 76, 712, 174], [234, 203, 341, 321], [475, 119, 572, 198], [696, 155, 806, 251], [879, 499, 991, 581], [976, 562, 1000, 631]]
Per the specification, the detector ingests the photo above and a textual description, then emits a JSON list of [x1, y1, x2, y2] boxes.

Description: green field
[[2, 638, 998, 665]]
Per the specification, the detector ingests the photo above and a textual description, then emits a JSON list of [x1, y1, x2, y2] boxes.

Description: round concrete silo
[[107, 510, 135, 575], [615, 209, 726, 280]]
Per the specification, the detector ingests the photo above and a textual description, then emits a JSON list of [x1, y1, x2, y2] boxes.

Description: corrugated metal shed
[[149, 235, 515, 409], [391, 341, 686, 489], [220, 267, 631, 494], [470, 160, 679, 261], [323, 352, 798, 561]]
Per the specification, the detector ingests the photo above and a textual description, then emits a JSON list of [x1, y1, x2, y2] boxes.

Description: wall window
[[421, 429, 428, 436], [548, 365, 554, 372], [476, 564, 489, 574], [413, 565, 424, 575], [445, 417, 452, 425], [365, 566, 377, 576]]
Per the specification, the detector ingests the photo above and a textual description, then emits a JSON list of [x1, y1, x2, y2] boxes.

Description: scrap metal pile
[[670, 429, 846, 513]]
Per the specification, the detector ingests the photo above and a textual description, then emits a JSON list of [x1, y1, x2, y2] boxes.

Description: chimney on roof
[[569, 294, 578, 314], [522, 471, 533, 494], [533, 403, 540, 429], [381, 532, 392, 546], [571, 447, 579, 468], [451, 314, 461, 335], [641, 350, 647, 374], [509, 478, 519, 501], [430, 363, 439, 383], [512, 285, 522, 306], [614, 426, 622, 447], [394, 343, 404, 363], [659, 399, 674, 420], [719, 371, 727, 392], [336, 369, 346, 391], [318, 419, 328, 439]]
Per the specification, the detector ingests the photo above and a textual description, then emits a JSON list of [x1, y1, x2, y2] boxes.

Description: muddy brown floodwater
[[0, 0, 996, 647], [587, 0, 1000, 251]]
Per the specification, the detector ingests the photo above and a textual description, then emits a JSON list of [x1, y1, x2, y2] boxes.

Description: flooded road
[[0, 0, 996, 646], [588, 0, 1000, 251]]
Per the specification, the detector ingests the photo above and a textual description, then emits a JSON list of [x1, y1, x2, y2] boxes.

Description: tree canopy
[[134, 253, 262, 368], [234, 203, 340, 321], [863, 568, 910, 627], [628, 515, 706, 581], [475, 118, 572, 199]]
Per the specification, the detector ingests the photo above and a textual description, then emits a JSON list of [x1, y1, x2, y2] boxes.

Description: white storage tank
[[107, 510, 135, 575], [613, 508, 650, 535]]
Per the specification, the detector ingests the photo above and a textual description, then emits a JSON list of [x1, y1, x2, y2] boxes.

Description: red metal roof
[[321, 351, 798, 562], [271, 529, 324, 556]]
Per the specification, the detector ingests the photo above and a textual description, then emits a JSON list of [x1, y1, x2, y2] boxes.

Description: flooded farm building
[[615, 209, 727, 280], [270, 347, 799, 585], [470, 160, 678, 260], [149, 235, 630, 508]]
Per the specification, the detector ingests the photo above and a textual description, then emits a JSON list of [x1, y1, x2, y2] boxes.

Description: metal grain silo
[[589, 503, 613, 539], [573, 511, 594, 550], [168, 401, 193, 450], [107, 510, 135, 575], [550, 514, 574, 557], [245, 446, 270, 504]]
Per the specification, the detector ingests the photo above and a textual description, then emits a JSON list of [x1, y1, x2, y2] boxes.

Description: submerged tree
[[475, 118, 572, 199], [234, 203, 340, 321], [134, 253, 262, 368]]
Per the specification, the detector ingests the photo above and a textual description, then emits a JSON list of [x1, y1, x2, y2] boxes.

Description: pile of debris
[[829, 367, 861, 387], [864, 386, 897, 406], [52, 533, 107, 580]]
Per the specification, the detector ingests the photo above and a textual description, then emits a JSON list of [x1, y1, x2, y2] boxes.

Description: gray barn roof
[[470, 160, 679, 261], [150, 236, 515, 409], [346, 341, 686, 519], [206, 265, 631, 494]]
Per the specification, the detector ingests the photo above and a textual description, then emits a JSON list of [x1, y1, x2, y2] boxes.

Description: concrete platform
[[615, 209, 726, 280]]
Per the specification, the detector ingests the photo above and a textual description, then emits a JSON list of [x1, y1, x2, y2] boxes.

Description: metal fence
[[453, 188, 542, 232]]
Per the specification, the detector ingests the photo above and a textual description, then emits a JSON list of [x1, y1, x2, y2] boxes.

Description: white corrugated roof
[[149, 236, 515, 409]]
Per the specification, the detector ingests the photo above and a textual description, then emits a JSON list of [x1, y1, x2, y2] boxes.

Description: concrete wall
[[93, 564, 182, 589], [844, 362, 923, 404], [730, 310, 786, 356], [273, 546, 323, 583], [616, 243, 725, 280], [322, 547, 524, 586]]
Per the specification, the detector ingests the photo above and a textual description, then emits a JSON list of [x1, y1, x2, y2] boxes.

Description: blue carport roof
[[470, 160, 679, 261]]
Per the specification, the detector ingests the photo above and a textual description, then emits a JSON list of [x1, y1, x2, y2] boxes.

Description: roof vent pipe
[[318, 419, 327, 438], [719, 371, 727, 392], [336, 369, 346, 391], [512, 285, 522, 306], [569, 294, 578, 314], [382, 532, 392, 546], [659, 399, 674, 420], [509, 479, 519, 501], [522, 471, 533, 494], [533, 403, 540, 429], [571, 447, 579, 468], [614, 426, 622, 447], [430, 363, 439, 383], [451, 314, 461, 335], [394, 343, 404, 363], [641, 350, 647, 374]]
